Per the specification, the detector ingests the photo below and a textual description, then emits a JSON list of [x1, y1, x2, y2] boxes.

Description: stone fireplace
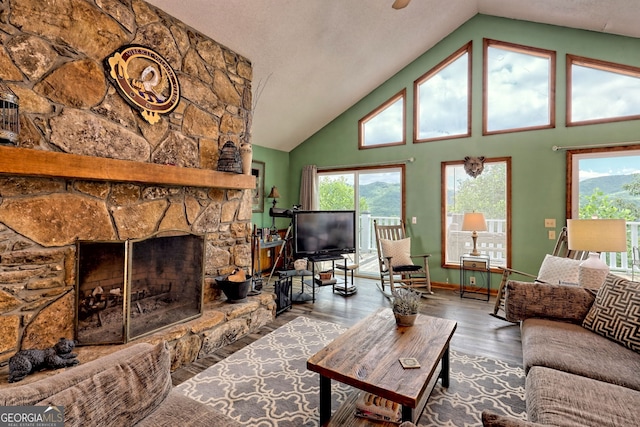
[[0, 0, 275, 376], [76, 232, 204, 345]]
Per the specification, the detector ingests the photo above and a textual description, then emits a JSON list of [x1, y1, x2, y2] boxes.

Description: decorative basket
[[215, 275, 251, 303], [319, 271, 333, 280], [217, 141, 242, 173]]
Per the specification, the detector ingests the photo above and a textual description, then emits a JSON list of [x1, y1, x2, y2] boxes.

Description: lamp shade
[[567, 219, 627, 252], [267, 186, 280, 199], [461, 212, 487, 232]]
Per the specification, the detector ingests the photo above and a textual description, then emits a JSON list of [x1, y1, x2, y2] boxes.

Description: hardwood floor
[[171, 277, 522, 386]]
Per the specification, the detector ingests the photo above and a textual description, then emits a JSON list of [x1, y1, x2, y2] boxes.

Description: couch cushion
[[521, 318, 640, 391], [582, 273, 640, 353], [527, 366, 640, 427], [37, 342, 172, 427], [0, 342, 159, 406], [135, 391, 243, 427], [535, 254, 581, 285]]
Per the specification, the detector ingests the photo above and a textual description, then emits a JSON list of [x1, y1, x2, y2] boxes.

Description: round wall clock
[[105, 45, 180, 125]]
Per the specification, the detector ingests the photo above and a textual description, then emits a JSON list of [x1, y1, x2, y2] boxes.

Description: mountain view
[[360, 182, 401, 217], [580, 173, 640, 207]]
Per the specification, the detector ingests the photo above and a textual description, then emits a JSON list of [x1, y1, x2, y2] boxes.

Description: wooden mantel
[[0, 146, 255, 190]]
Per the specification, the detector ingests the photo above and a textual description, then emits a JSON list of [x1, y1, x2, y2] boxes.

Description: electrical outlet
[[411, 216, 417, 224], [470, 276, 476, 285], [544, 218, 556, 228]]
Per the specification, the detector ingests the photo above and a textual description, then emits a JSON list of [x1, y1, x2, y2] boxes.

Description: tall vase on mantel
[[240, 142, 253, 175]]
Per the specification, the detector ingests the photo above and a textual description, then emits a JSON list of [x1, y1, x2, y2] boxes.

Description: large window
[[441, 158, 511, 269], [566, 146, 640, 274], [358, 90, 406, 149], [414, 42, 471, 143], [567, 55, 640, 125], [318, 166, 405, 276], [483, 39, 555, 135]]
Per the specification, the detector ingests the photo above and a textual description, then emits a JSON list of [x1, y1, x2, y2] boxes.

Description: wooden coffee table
[[307, 308, 457, 426]]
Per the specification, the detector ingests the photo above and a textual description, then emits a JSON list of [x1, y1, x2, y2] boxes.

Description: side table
[[459, 254, 490, 301], [334, 261, 358, 296]]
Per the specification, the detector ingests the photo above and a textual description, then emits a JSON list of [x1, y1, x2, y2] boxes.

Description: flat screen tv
[[292, 210, 356, 258]]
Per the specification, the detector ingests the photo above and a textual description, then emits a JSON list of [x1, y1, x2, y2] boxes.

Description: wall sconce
[[461, 212, 487, 256], [0, 82, 19, 146], [567, 218, 627, 289]]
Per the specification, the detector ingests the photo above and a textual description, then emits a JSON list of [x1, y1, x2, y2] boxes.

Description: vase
[[394, 312, 417, 326], [240, 142, 252, 175]]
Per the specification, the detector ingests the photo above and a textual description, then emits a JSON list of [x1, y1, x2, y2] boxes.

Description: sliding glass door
[[318, 166, 404, 276]]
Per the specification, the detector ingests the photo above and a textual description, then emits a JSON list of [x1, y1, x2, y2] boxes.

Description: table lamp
[[567, 218, 627, 289], [462, 212, 487, 256], [267, 186, 280, 234]]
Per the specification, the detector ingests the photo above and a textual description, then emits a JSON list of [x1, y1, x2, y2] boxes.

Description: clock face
[[105, 45, 180, 125]]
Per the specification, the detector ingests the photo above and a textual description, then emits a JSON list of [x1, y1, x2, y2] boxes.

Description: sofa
[[482, 274, 640, 426], [0, 341, 241, 427]]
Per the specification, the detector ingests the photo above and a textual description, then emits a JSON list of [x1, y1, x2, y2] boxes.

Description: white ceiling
[[147, 0, 640, 152]]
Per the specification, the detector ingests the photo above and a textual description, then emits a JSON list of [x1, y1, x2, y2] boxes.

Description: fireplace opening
[[76, 232, 204, 345]]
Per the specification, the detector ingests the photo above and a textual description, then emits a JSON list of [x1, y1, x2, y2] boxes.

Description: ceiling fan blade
[[392, 0, 411, 9]]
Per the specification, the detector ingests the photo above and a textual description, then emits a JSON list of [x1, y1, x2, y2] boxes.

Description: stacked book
[[354, 392, 402, 424]]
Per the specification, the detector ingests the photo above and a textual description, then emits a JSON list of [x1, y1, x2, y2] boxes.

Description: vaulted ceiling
[[147, 0, 640, 152]]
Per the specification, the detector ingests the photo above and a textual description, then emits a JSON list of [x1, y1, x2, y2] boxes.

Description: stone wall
[[0, 0, 273, 368]]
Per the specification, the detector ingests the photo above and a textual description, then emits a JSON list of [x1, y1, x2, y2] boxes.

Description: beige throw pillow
[[583, 274, 640, 353], [380, 238, 414, 269], [536, 254, 581, 285]]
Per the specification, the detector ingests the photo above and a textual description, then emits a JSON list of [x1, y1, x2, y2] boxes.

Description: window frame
[[441, 157, 512, 272], [566, 54, 640, 126], [483, 38, 556, 135], [358, 89, 406, 150], [413, 42, 472, 143]]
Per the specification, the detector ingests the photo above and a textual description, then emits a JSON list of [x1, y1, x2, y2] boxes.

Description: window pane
[[318, 168, 404, 278], [571, 63, 640, 123], [568, 148, 640, 275], [485, 42, 552, 133], [416, 46, 470, 141], [443, 160, 509, 268], [363, 98, 403, 146], [359, 90, 405, 148]]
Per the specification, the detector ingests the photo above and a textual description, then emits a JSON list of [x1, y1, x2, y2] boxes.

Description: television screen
[[292, 210, 356, 258]]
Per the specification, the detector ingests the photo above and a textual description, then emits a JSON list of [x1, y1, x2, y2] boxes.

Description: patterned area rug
[[175, 316, 526, 426]]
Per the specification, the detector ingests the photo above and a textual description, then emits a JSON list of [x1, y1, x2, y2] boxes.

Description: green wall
[[251, 144, 292, 231], [282, 14, 640, 287]]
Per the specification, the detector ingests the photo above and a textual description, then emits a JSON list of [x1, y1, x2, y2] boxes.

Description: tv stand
[[305, 254, 357, 301]]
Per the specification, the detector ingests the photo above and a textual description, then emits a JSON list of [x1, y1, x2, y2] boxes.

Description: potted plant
[[391, 288, 420, 326]]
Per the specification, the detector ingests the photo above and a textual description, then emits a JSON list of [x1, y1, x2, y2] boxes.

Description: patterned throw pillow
[[380, 238, 414, 269], [536, 254, 581, 285], [582, 274, 640, 353]]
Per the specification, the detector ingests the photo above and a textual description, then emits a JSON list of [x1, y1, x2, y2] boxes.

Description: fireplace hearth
[[76, 232, 205, 345]]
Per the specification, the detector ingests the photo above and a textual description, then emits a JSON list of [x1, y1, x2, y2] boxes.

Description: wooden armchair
[[491, 226, 587, 321], [374, 220, 432, 296]]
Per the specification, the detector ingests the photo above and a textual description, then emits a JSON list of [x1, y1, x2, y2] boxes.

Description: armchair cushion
[[504, 280, 596, 324], [582, 273, 640, 353], [535, 254, 581, 285], [380, 238, 414, 269]]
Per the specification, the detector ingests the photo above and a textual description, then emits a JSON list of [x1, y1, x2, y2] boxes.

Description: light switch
[[544, 218, 556, 228], [411, 217, 417, 224], [548, 230, 556, 240]]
